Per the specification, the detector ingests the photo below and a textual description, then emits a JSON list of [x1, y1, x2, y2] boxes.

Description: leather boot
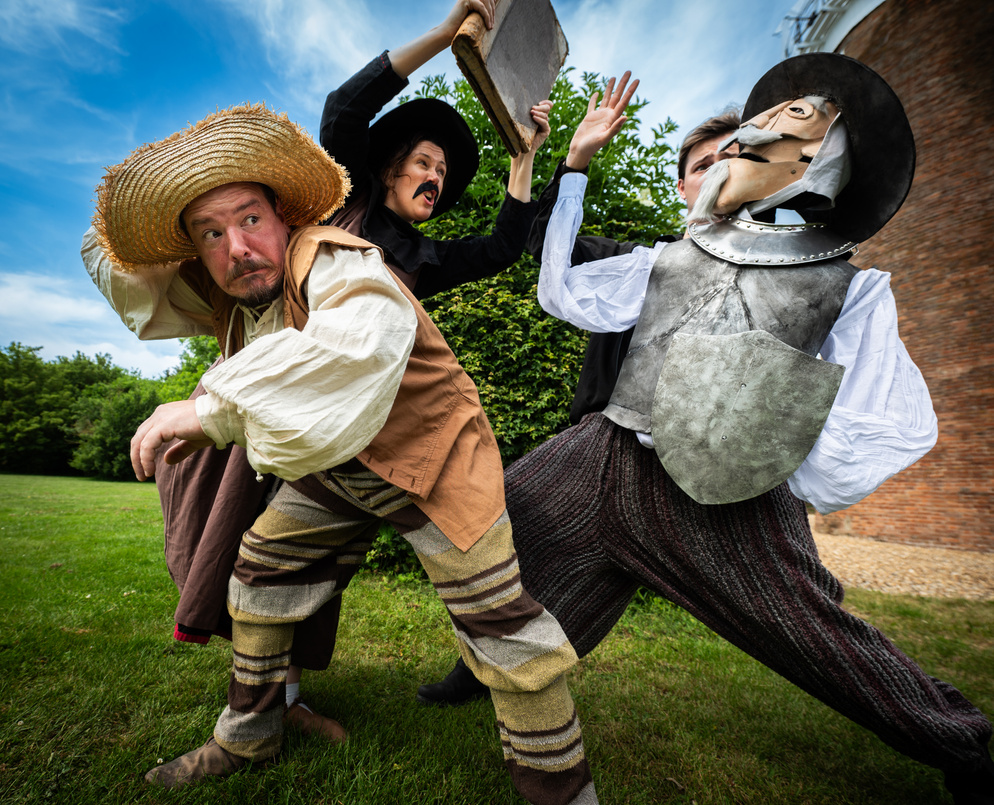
[[144, 737, 247, 788], [416, 657, 489, 706], [283, 698, 349, 743]]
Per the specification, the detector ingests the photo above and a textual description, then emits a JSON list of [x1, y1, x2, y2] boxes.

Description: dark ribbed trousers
[[505, 413, 992, 774]]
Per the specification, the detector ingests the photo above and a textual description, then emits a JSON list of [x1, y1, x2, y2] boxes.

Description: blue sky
[[0, 0, 792, 376]]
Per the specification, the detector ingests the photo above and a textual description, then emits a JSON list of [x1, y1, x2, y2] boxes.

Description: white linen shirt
[[539, 173, 938, 513], [82, 226, 417, 480]]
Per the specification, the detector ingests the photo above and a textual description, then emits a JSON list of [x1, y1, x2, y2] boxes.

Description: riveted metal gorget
[[689, 217, 857, 266]]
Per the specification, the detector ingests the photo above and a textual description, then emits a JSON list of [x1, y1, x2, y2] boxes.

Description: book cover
[[452, 0, 568, 156]]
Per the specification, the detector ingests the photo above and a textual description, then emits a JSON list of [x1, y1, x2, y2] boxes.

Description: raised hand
[[566, 71, 640, 170], [527, 99, 554, 155]]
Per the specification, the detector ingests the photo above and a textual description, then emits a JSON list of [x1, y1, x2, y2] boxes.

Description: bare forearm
[[507, 152, 536, 202], [388, 0, 494, 78]]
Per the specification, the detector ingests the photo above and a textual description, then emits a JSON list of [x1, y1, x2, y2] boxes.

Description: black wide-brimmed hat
[[368, 97, 479, 218], [742, 53, 915, 243]]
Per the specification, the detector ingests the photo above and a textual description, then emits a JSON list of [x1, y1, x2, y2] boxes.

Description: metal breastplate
[[603, 220, 858, 504]]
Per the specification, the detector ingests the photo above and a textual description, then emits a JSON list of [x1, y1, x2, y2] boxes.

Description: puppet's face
[[737, 97, 839, 165], [690, 96, 840, 221]]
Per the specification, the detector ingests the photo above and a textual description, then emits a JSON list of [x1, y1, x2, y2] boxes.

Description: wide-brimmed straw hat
[[742, 53, 915, 243], [368, 97, 478, 218], [93, 103, 350, 270]]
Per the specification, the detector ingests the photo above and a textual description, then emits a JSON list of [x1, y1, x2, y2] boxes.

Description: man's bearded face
[[689, 96, 839, 222]]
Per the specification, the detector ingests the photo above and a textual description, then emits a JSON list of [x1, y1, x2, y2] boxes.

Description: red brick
[[812, 0, 994, 552]]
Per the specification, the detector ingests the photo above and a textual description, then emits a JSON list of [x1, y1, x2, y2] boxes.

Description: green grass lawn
[[1, 474, 991, 804]]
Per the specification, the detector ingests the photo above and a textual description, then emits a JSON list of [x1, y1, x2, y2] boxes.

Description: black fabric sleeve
[[413, 193, 538, 299], [319, 51, 408, 201]]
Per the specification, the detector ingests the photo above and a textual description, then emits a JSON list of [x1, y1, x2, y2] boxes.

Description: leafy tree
[[413, 69, 683, 463], [70, 376, 163, 480], [0, 343, 125, 475], [158, 336, 221, 402]]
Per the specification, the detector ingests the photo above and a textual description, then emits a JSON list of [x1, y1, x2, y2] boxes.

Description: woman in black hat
[[320, 0, 551, 298]]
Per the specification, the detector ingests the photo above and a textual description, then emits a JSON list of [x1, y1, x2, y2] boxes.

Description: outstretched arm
[[319, 0, 494, 191], [388, 0, 495, 78]]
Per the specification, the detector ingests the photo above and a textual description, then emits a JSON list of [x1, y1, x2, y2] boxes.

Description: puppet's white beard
[[687, 159, 731, 223]]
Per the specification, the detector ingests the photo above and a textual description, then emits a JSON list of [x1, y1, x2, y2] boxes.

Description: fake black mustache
[[413, 181, 439, 200]]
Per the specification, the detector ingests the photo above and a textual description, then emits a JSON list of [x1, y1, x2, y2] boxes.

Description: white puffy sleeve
[[195, 242, 417, 480], [788, 269, 938, 512], [538, 173, 663, 333], [80, 226, 213, 340]]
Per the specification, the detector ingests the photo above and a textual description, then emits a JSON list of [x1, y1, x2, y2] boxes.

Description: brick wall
[[811, 0, 994, 551]]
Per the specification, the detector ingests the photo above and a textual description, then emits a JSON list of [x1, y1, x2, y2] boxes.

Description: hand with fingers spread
[[566, 71, 640, 170], [130, 400, 214, 481]]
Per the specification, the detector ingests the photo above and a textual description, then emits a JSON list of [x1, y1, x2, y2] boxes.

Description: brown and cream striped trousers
[[212, 461, 597, 805]]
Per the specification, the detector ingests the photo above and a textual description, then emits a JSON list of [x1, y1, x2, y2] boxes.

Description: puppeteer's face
[[678, 135, 739, 210], [182, 182, 290, 306], [383, 140, 447, 224]]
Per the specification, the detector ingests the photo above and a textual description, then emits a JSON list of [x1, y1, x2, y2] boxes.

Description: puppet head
[[689, 53, 915, 243]]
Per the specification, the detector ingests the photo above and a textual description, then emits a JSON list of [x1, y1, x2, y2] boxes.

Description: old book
[[452, 0, 568, 156]]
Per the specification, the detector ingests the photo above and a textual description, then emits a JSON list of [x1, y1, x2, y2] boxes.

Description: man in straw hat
[[434, 56, 993, 801], [81, 103, 598, 804], [143, 0, 554, 726]]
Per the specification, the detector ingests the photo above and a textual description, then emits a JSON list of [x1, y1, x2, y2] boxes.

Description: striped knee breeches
[[213, 463, 596, 805]]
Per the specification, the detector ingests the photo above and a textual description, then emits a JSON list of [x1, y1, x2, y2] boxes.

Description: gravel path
[[812, 529, 994, 601]]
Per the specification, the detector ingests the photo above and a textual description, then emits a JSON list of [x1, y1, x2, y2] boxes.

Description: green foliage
[[0, 343, 126, 475], [410, 69, 682, 463], [157, 336, 220, 402], [70, 376, 163, 480], [364, 523, 425, 580]]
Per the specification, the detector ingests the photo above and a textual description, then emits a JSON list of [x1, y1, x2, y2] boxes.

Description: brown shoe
[[144, 737, 247, 788], [283, 698, 348, 743]]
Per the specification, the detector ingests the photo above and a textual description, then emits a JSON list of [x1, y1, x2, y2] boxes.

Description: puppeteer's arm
[[536, 72, 665, 332], [195, 243, 417, 480], [81, 226, 214, 341], [319, 0, 495, 194], [788, 269, 938, 512], [538, 172, 664, 332]]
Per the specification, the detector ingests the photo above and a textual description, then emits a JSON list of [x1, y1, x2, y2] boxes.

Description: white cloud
[[557, 0, 788, 138], [0, 0, 127, 62], [0, 271, 182, 376], [217, 0, 380, 120]]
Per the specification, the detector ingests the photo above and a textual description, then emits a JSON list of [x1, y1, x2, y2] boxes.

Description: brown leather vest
[[185, 226, 504, 551]]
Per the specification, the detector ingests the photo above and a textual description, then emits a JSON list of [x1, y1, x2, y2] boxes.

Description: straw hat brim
[[93, 103, 351, 271]]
